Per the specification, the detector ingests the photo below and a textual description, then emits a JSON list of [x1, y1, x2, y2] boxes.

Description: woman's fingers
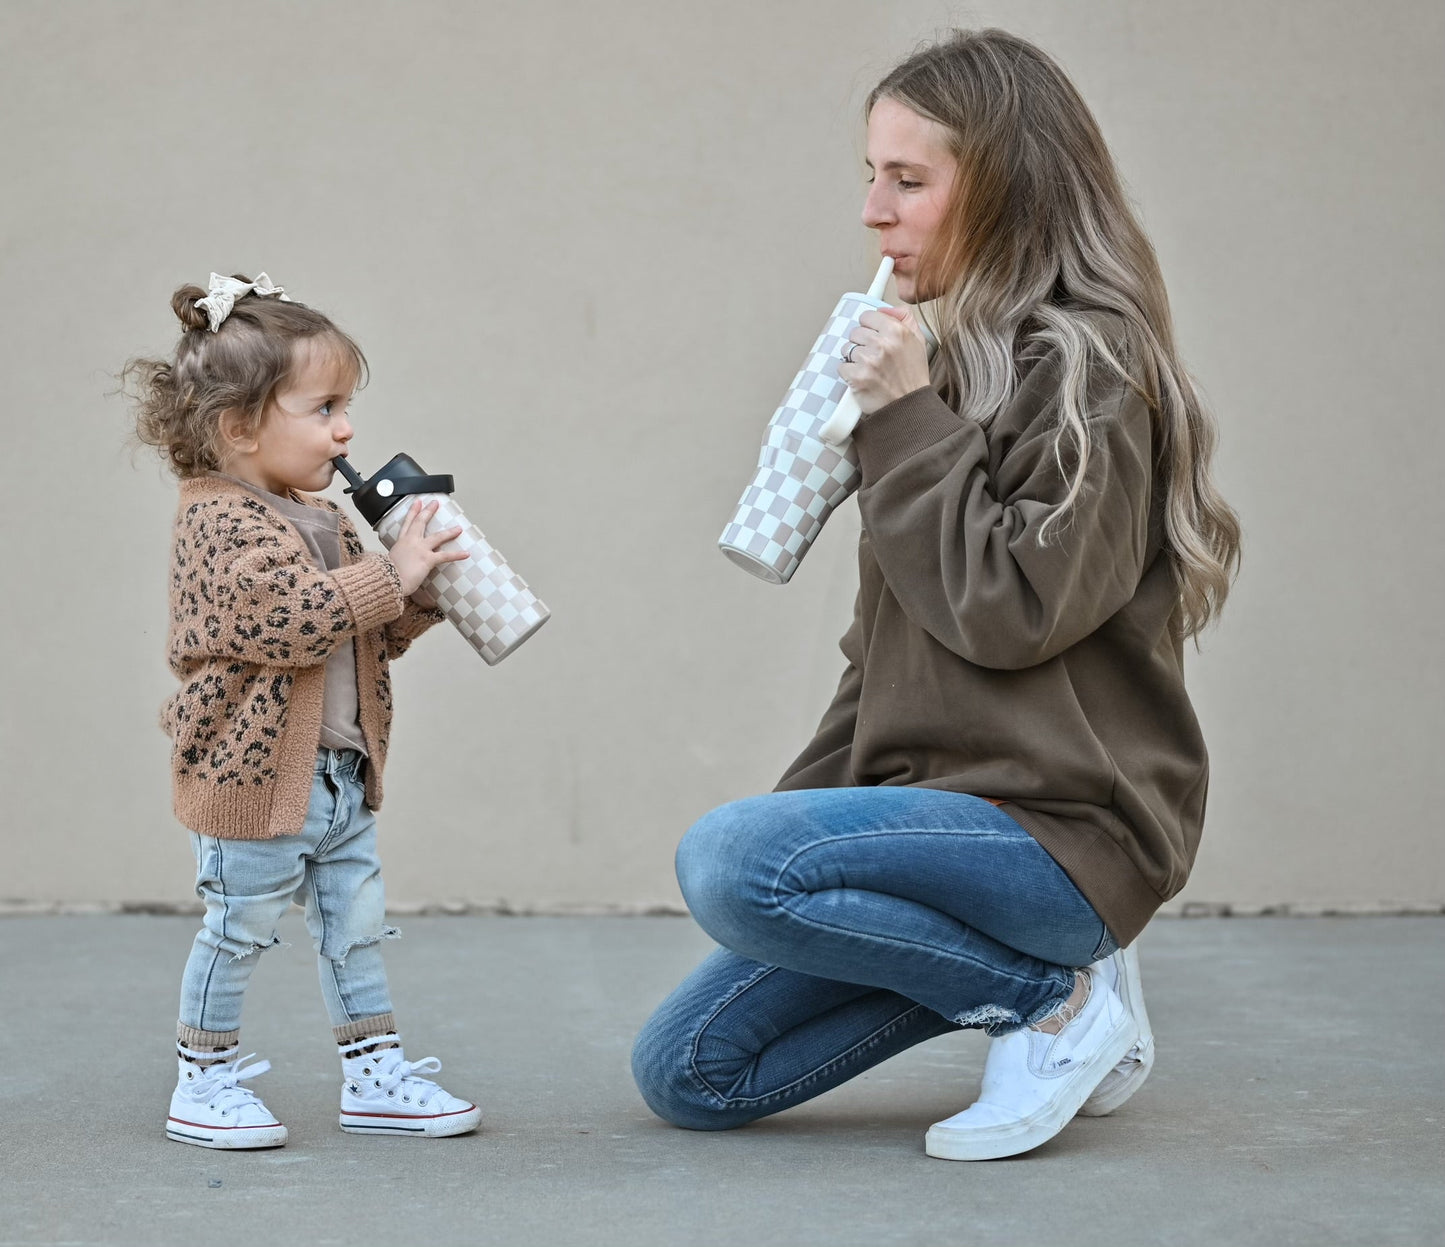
[[841, 307, 930, 412]]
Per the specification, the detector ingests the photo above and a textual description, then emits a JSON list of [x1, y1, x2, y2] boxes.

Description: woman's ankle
[[1030, 969, 1090, 1035]]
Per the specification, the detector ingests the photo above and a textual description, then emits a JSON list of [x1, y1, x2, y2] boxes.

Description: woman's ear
[[217, 408, 259, 457]]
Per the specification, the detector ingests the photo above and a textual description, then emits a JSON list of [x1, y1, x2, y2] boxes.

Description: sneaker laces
[[189, 1054, 272, 1112], [367, 1048, 445, 1107]]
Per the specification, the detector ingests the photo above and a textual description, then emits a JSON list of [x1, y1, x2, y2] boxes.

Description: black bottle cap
[[332, 453, 455, 527]]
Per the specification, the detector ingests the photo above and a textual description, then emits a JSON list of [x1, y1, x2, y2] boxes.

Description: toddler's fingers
[[399, 499, 427, 536], [427, 547, 469, 568], [427, 525, 465, 549]]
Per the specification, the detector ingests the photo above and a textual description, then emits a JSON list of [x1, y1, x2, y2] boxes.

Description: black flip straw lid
[[332, 453, 455, 527]]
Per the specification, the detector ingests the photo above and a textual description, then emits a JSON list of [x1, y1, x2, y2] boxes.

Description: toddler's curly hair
[[125, 276, 367, 478]]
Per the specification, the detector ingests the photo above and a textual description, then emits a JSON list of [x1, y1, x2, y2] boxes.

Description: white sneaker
[[925, 970, 1139, 1160], [1078, 943, 1155, 1117], [166, 1054, 288, 1150], [339, 1039, 481, 1138]]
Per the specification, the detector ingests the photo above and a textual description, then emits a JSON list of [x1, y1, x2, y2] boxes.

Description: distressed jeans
[[177, 749, 397, 1034], [631, 787, 1118, 1130]]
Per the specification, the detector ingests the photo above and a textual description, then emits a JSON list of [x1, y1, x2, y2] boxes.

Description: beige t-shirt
[[210, 473, 368, 756]]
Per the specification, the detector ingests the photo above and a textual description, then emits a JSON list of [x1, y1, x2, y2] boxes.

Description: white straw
[[866, 256, 894, 301]]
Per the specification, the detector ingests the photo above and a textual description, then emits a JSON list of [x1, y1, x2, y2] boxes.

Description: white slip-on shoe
[[339, 1038, 481, 1138], [1078, 943, 1155, 1117], [166, 1053, 288, 1150], [925, 970, 1139, 1161]]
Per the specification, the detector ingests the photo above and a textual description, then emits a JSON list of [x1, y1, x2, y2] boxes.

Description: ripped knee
[[196, 927, 288, 963], [322, 925, 401, 967]]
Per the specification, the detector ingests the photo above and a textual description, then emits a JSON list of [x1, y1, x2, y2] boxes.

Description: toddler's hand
[[387, 501, 467, 598]]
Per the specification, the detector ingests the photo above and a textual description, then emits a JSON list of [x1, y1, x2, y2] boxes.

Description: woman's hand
[[387, 500, 467, 599], [837, 305, 931, 415]]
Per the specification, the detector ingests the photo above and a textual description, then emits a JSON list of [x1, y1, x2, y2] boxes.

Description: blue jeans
[[631, 788, 1117, 1130], [177, 749, 397, 1036]]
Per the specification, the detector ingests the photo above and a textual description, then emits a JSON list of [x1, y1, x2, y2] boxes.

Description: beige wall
[[2, 1, 1440, 914]]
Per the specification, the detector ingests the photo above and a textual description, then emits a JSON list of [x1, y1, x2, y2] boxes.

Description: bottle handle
[[819, 391, 862, 447], [818, 257, 894, 449]]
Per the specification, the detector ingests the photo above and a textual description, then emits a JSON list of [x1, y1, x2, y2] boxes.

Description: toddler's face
[[235, 340, 357, 496]]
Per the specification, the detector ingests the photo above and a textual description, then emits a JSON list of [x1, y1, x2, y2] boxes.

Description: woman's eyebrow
[[865, 158, 932, 173]]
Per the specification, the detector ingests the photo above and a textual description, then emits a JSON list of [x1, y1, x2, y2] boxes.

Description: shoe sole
[[1078, 944, 1155, 1117], [1075, 1040, 1155, 1117], [166, 1118, 288, 1149], [924, 1013, 1139, 1161], [339, 1104, 481, 1138]]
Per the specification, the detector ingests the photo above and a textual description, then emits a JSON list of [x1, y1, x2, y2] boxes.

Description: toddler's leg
[[306, 750, 479, 1138], [169, 832, 303, 1150], [178, 831, 306, 1044]]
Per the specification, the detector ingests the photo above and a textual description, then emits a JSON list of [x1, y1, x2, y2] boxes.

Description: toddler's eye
[[319, 402, 333, 416]]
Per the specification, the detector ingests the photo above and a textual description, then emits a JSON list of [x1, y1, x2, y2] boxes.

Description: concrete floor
[[1, 915, 1440, 1247]]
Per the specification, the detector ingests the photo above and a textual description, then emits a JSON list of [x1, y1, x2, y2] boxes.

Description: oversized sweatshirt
[[160, 476, 444, 839], [775, 342, 1209, 946]]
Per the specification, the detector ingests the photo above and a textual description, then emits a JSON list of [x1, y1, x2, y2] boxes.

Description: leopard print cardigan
[[160, 476, 444, 838]]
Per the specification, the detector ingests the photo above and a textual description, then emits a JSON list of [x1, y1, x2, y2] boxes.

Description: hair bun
[[172, 284, 210, 331]]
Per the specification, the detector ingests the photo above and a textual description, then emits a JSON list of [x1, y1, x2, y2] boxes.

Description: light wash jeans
[[631, 787, 1117, 1130], [178, 749, 397, 1034]]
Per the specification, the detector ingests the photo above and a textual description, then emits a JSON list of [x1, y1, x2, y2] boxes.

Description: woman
[[632, 29, 1239, 1160]]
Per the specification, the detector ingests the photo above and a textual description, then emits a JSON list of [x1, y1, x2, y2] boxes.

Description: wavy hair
[[125, 278, 366, 479], [871, 30, 1240, 638]]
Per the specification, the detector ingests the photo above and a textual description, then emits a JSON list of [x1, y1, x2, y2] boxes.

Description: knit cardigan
[[160, 476, 444, 838]]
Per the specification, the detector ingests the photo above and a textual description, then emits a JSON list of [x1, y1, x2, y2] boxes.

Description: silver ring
[[842, 342, 858, 364]]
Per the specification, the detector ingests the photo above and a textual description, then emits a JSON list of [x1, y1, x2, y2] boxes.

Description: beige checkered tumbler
[[334, 454, 549, 665], [718, 258, 893, 584]]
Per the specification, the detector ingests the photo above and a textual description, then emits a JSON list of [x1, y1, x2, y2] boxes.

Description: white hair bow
[[195, 272, 290, 332]]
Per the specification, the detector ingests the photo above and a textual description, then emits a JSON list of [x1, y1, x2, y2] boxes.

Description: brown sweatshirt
[[775, 344, 1208, 946]]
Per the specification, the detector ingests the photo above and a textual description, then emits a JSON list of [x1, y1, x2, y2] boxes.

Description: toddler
[[128, 272, 479, 1148]]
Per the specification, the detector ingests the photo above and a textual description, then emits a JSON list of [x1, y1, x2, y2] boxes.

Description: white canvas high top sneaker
[[339, 1036, 481, 1138], [166, 1052, 288, 1150]]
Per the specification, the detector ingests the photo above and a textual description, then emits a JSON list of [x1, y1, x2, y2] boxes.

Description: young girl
[[129, 273, 481, 1148]]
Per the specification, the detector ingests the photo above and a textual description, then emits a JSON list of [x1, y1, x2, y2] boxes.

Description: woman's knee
[[630, 1010, 747, 1132], [675, 796, 791, 946]]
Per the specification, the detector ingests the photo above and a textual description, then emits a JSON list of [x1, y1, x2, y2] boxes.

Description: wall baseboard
[[1, 899, 1442, 918]]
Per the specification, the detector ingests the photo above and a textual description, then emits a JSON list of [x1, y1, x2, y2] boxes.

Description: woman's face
[[862, 96, 958, 304]]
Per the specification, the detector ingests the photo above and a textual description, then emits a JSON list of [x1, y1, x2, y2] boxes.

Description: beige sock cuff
[[177, 1024, 240, 1050], [333, 1012, 398, 1045]]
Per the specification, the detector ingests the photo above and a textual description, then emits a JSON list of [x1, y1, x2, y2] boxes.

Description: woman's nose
[[861, 185, 893, 230]]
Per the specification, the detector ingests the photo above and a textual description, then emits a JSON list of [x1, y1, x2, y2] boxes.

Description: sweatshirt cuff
[[851, 385, 970, 485], [331, 553, 406, 634]]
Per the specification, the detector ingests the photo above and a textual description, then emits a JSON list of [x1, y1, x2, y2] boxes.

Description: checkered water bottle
[[718, 258, 893, 584], [333, 454, 549, 665]]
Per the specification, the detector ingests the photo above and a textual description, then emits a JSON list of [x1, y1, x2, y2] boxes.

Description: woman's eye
[[898, 179, 921, 191]]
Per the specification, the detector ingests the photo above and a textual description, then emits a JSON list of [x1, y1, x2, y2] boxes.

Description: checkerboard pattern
[[718, 293, 883, 584], [377, 495, 549, 665]]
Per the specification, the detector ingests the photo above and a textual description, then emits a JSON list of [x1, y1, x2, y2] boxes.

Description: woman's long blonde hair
[[872, 29, 1240, 638]]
